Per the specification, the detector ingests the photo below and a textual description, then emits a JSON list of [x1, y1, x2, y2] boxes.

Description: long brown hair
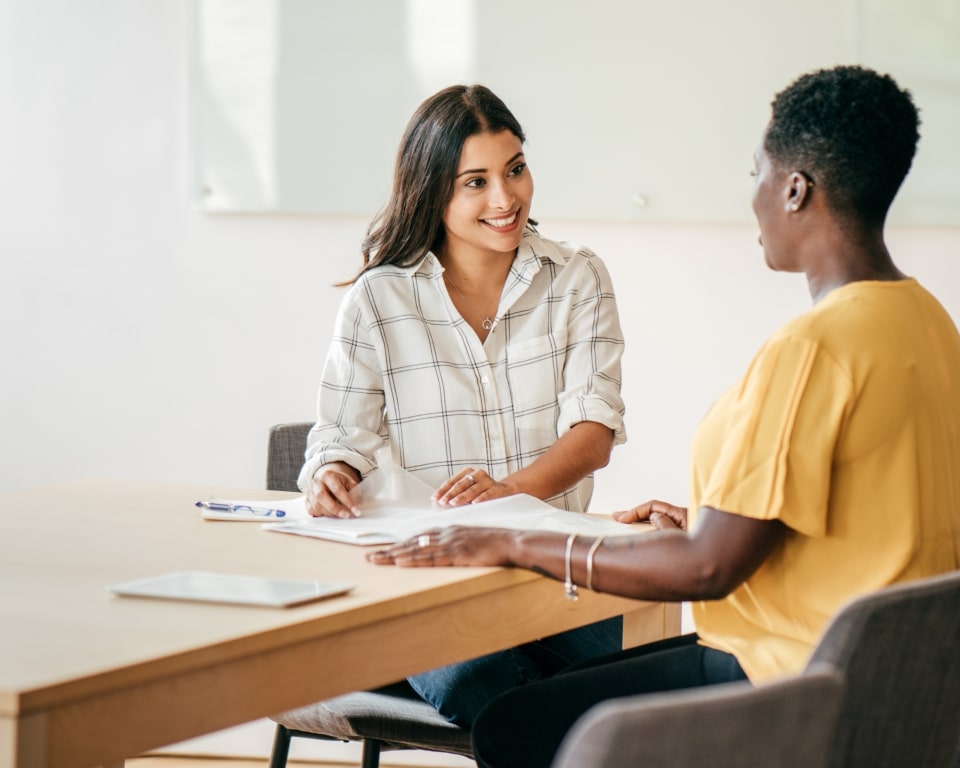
[[342, 85, 526, 285]]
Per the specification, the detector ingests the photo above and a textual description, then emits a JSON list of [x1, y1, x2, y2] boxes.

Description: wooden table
[[0, 481, 679, 768]]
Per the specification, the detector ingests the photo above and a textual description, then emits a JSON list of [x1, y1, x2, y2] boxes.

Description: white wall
[[3, 2, 959, 763], [3, 2, 959, 505]]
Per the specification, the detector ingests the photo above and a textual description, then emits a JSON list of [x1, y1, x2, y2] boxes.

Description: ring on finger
[[417, 534, 431, 548], [465, 474, 475, 486]]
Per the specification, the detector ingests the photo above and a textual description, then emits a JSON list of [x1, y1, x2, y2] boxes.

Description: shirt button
[[480, 376, 490, 384]]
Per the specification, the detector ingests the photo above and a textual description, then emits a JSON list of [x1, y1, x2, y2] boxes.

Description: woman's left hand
[[614, 499, 688, 530], [433, 468, 512, 507], [366, 526, 516, 567]]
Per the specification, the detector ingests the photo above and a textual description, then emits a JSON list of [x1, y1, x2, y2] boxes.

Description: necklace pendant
[[481, 317, 494, 331]]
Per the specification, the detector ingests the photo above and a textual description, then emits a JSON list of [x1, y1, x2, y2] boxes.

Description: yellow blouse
[[691, 279, 960, 682]]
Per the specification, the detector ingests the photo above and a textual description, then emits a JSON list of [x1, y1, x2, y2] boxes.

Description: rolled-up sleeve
[[556, 253, 626, 445]]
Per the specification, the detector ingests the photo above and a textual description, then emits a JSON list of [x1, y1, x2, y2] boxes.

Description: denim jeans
[[407, 615, 623, 727]]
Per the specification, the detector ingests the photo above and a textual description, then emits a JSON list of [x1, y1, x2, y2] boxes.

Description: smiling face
[[440, 129, 533, 261]]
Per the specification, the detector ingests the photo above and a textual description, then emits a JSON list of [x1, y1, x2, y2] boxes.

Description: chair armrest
[[551, 665, 844, 768]]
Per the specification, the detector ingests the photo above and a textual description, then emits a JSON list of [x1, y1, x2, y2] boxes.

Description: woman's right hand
[[366, 526, 517, 568], [614, 499, 688, 530], [306, 462, 362, 518]]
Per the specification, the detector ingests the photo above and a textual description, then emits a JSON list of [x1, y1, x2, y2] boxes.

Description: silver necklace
[[444, 273, 496, 330]]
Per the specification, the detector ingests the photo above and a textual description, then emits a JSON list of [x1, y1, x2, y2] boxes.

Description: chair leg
[[268, 724, 292, 768], [360, 738, 382, 768]]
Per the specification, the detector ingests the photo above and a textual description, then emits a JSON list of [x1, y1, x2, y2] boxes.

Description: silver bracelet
[[564, 533, 579, 601], [585, 535, 605, 591]]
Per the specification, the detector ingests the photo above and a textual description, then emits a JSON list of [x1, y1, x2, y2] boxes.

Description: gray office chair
[[264, 422, 473, 768], [553, 568, 960, 768], [552, 665, 845, 768], [807, 567, 960, 768]]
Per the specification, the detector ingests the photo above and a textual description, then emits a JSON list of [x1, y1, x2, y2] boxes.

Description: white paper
[[262, 466, 643, 546]]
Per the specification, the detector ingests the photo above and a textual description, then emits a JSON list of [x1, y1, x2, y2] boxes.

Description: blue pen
[[195, 501, 287, 518]]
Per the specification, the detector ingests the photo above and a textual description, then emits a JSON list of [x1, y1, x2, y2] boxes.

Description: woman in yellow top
[[368, 64, 960, 768]]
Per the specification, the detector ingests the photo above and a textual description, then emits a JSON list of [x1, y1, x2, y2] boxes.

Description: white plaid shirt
[[299, 227, 626, 512]]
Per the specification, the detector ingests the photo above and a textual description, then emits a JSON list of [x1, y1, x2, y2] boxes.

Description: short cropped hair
[[764, 65, 920, 224]]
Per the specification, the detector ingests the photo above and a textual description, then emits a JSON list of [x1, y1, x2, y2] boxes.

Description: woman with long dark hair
[[300, 85, 628, 724]]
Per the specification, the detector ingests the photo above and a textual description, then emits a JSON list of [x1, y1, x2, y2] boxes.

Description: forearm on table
[[507, 527, 725, 602], [506, 506, 786, 602], [501, 420, 614, 501]]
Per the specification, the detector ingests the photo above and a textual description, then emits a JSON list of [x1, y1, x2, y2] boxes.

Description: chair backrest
[[266, 422, 313, 491], [807, 568, 960, 768], [551, 666, 845, 768]]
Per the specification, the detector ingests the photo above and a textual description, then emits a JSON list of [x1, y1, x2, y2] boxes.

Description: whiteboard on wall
[[189, 0, 960, 225]]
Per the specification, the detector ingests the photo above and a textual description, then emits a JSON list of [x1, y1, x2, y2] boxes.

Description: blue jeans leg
[[407, 616, 623, 727]]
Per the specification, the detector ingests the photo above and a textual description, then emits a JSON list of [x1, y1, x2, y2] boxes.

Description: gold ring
[[417, 534, 431, 548]]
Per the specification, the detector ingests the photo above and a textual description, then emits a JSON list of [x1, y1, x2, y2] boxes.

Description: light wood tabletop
[[0, 481, 677, 768]]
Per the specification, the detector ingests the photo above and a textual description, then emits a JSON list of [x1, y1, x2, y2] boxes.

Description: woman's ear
[[785, 171, 814, 212]]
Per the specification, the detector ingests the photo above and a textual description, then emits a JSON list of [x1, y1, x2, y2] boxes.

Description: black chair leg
[[361, 738, 382, 768], [268, 724, 292, 768]]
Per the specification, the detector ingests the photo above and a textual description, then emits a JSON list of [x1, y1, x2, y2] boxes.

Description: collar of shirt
[[399, 226, 569, 283]]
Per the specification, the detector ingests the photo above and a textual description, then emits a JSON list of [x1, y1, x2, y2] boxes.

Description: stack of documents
[[263, 493, 642, 546], [206, 465, 645, 546]]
